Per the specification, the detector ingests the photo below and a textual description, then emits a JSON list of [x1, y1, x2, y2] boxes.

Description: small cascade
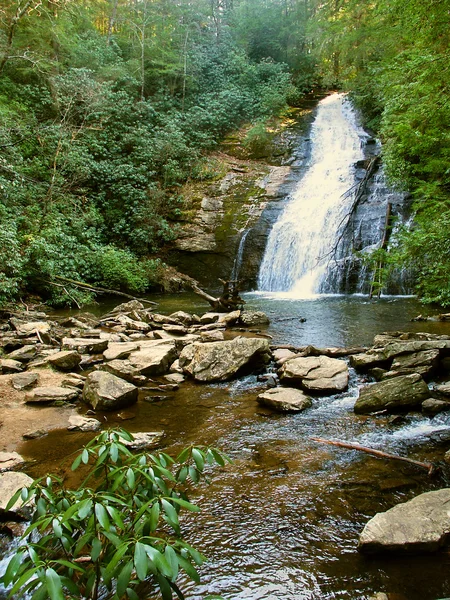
[[231, 229, 250, 281], [258, 93, 366, 296]]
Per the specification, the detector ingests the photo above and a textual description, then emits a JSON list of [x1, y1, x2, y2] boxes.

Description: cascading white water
[[231, 229, 250, 281], [258, 93, 365, 296]]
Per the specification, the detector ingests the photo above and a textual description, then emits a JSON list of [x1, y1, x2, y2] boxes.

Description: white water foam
[[258, 93, 365, 297]]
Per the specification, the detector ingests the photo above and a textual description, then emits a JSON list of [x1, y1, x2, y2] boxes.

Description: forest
[[0, 0, 449, 306]]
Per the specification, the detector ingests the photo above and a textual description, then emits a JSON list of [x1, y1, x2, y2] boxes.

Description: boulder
[[0, 451, 25, 472], [199, 312, 221, 324], [358, 488, 450, 554], [11, 321, 50, 337], [200, 330, 225, 342], [122, 431, 164, 450], [422, 398, 450, 416], [390, 349, 440, 379], [164, 373, 185, 384], [127, 340, 178, 376], [239, 311, 270, 327], [116, 315, 151, 332], [354, 374, 430, 414], [0, 472, 34, 512], [61, 374, 85, 389], [83, 371, 138, 410], [67, 414, 102, 432], [169, 311, 195, 325], [0, 359, 24, 374], [11, 372, 39, 390], [383, 340, 450, 359], [151, 314, 180, 326], [25, 386, 80, 404], [99, 360, 145, 384], [349, 352, 390, 372], [103, 342, 140, 361], [218, 310, 241, 327], [48, 350, 82, 371], [435, 383, 450, 397], [62, 337, 109, 354], [273, 348, 298, 366], [257, 387, 312, 412], [7, 345, 37, 363], [179, 337, 270, 382], [280, 356, 349, 393], [107, 300, 145, 315], [162, 324, 188, 335]]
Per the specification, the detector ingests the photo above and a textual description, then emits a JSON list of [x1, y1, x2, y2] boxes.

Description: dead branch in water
[[190, 279, 245, 312], [311, 437, 436, 476]]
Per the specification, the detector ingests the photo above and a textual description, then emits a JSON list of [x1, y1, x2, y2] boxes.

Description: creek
[[3, 93, 450, 599], [11, 292, 450, 600]]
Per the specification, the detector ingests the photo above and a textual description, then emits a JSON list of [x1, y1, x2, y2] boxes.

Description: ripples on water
[[6, 294, 450, 599]]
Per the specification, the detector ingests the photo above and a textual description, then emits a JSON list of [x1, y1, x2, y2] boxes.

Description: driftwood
[[311, 437, 436, 476], [45, 275, 158, 306], [191, 279, 245, 312]]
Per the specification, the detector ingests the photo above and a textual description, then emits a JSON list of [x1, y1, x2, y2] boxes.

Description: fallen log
[[46, 276, 158, 306], [311, 437, 436, 476]]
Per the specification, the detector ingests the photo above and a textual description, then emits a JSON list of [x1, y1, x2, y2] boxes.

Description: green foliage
[[243, 122, 272, 158], [0, 0, 313, 307], [1, 428, 230, 600]]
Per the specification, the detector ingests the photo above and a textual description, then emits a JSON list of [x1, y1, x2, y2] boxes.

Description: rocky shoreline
[[1, 300, 450, 557]]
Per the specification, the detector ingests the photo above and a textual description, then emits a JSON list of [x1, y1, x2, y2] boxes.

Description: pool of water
[[8, 294, 450, 600]]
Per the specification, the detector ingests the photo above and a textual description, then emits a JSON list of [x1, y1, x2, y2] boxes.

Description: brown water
[[10, 294, 450, 599]]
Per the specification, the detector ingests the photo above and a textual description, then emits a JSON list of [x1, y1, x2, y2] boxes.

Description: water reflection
[[12, 293, 450, 599]]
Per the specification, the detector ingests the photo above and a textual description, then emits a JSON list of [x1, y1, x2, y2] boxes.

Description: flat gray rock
[[349, 351, 390, 371], [100, 359, 144, 384], [62, 337, 108, 354], [83, 371, 138, 411], [435, 382, 450, 397], [0, 359, 24, 374], [179, 337, 270, 382], [0, 472, 33, 512], [48, 350, 82, 371], [354, 373, 430, 414], [7, 345, 37, 362], [67, 415, 102, 432], [103, 342, 140, 361], [422, 398, 450, 415], [12, 321, 50, 337], [11, 371, 39, 390], [257, 387, 312, 412], [25, 386, 80, 404], [280, 355, 349, 393], [0, 451, 25, 472], [359, 488, 450, 554], [122, 431, 164, 451], [127, 340, 178, 376], [239, 311, 270, 327]]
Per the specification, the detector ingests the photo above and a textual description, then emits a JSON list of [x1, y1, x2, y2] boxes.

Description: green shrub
[[1, 428, 229, 600]]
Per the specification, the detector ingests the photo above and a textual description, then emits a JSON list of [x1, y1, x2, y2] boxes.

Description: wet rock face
[[179, 337, 270, 382], [83, 371, 138, 411], [354, 373, 430, 414], [279, 355, 349, 393], [257, 387, 312, 412], [358, 489, 450, 554]]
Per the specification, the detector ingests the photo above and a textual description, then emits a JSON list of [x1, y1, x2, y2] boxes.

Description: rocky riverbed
[[2, 299, 450, 579]]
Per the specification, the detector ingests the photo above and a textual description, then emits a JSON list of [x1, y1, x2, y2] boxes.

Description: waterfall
[[258, 93, 366, 296], [231, 229, 250, 281]]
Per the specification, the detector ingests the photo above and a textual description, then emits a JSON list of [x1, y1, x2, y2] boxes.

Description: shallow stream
[[8, 293, 450, 599]]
